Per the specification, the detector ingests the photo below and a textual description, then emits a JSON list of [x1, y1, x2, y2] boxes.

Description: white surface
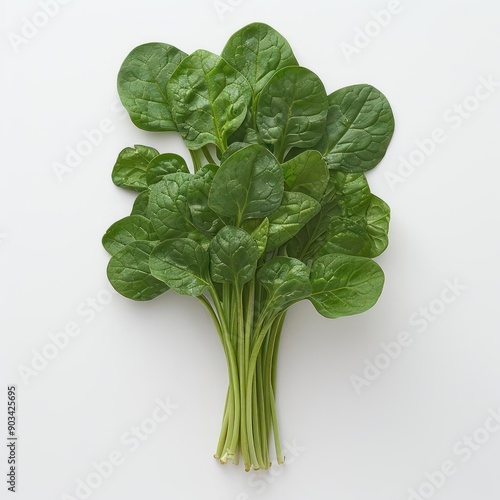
[[1, 0, 500, 499]]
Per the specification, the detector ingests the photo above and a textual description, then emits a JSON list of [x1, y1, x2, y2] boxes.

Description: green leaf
[[286, 171, 373, 261], [148, 172, 202, 241], [257, 257, 311, 310], [221, 22, 298, 98], [282, 150, 329, 200], [131, 190, 150, 216], [256, 67, 328, 160], [150, 239, 210, 296], [266, 192, 320, 252], [250, 218, 269, 257], [209, 226, 259, 287], [208, 144, 284, 224], [187, 164, 224, 236], [102, 215, 157, 255], [117, 43, 187, 131], [323, 171, 371, 211], [316, 84, 395, 172], [309, 254, 384, 318], [318, 194, 390, 258], [166, 49, 252, 150], [112, 145, 159, 192], [106, 241, 168, 301], [146, 153, 189, 186]]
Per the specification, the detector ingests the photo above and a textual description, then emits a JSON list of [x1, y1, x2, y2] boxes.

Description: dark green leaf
[[250, 218, 269, 257], [258, 257, 311, 310], [316, 84, 395, 172], [112, 145, 159, 192], [102, 215, 157, 255], [256, 67, 328, 160], [131, 190, 150, 216], [107, 241, 168, 301], [166, 49, 252, 150], [209, 226, 259, 287], [221, 22, 298, 97], [146, 153, 189, 186], [150, 239, 210, 296], [309, 254, 384, 318], [148, 172, 203, 241], [187, 164, 225, 236], [318, 194, 390, 258], [282, 150, 329, 199], [117, 43, 187, 131], [208, 144, 283, 224], [266, 192, 320, 252]]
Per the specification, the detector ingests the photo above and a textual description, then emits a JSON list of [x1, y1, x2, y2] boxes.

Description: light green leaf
[[166, 49, 252, 150], [112, 145, 159, 192], [309, 254, 384, 318], [282, 150, 329, 200], [146, 153, 189, 186], [117, 43, 187, 131], [257, 257, 311, 310], [266, 192, 320, 252], [107, 241, 168, 301], [208, 144, 283, 224], [102, 215, 157, 255], [150, 239, 210, 296], [316, 84, 395, 172], [256, 66, 328, 160], [209, 226, 259, 287]]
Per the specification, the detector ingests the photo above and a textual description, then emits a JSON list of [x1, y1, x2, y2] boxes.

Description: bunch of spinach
[[103, 22, 394, 470]]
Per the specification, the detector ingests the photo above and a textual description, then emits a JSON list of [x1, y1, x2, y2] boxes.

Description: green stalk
[[189, 148, 203, 172], [201, 145, 217, 165], [209, 287, 240, 464]]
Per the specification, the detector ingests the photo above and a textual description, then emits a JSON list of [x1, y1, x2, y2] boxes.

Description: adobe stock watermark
[[234, 439, 305, 499], [51, 118, 115, 182], [350, 278, 467, 395], [385, 75, 500, 190], [7, 0, 73, 53], [340, 0, 403, 63], [17, 288, 112, 385], [408, 405, 500, 500], [60, 397, 178, 500], [213, 0, 245, 21]]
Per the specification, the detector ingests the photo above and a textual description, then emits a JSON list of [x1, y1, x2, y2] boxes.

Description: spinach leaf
[[107, 241, 169, 300], [257, 257, 311, 310], [131, 190, 150, 216], [187, 164, 225, 236], [309, 253, 384, 318], [266, 192, 320, 252], [256, 66, 328, 161], [150, 239, 210, 296], [222, 22, 298, 98], [208, 144, 283, 224], [167, 49, 252, 151], [209, 226, 259, 287], [102, 215, 157, 256], [112, 145, 159, 192], [316, 84, 395, 172], [148, 172, 203, 242], [282, 150, 329, 199], [117, 43, 187, 131], [146, 153, 189, 186]]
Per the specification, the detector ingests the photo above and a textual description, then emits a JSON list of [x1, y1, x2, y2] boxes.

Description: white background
[[1, 0, 500, 499]]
